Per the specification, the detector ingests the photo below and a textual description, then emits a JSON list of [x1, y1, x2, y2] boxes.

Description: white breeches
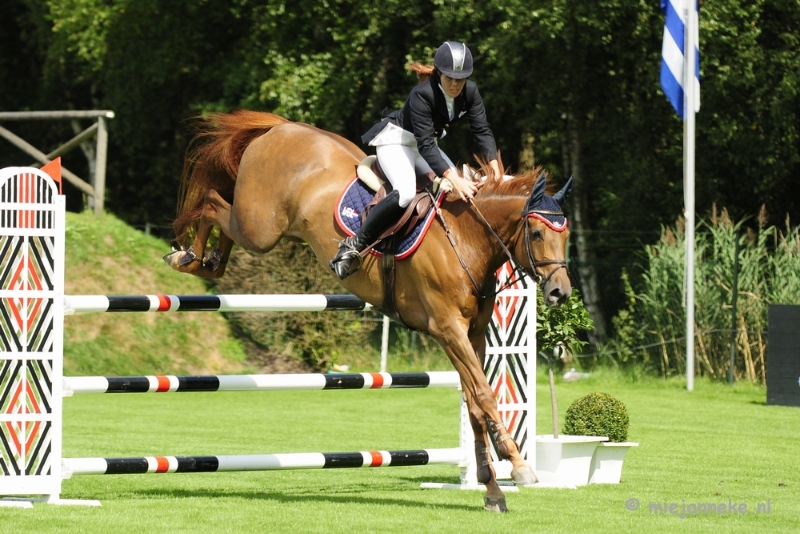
[[375, 144, 457, 207]]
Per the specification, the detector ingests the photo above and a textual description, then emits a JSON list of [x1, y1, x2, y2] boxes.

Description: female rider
[[330, 41, 501, 279]]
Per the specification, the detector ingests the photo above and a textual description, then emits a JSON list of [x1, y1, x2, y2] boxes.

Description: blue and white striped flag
[[660, 0, 700, 119]]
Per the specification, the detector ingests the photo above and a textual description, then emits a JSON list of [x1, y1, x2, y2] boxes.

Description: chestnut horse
[[165, 110, 572, 512]]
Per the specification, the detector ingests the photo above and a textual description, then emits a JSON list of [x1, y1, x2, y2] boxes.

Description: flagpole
[[684, 0, 696, 391]]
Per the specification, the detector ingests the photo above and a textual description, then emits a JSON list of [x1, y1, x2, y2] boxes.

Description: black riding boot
[[330, 189, 405, 280]]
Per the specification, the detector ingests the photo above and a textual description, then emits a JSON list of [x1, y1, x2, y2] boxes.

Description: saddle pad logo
[[341, 207, 359, 219]]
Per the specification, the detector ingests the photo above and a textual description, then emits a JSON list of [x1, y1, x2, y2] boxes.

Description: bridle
[[432, 194, 568, 297], [521, 210, 569, 287]]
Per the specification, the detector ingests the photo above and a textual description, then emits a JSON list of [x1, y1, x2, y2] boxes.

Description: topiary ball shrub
[[563, 392, 629, 442]]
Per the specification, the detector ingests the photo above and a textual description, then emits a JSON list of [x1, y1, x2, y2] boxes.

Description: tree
[[2, 0, 798, 350]]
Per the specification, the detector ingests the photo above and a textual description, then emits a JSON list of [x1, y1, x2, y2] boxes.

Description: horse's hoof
[[162, 251, 177, 266], [484, 495, 508, 513], [511, 466, 538, 486]]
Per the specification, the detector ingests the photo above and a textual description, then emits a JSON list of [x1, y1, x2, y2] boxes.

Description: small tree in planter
[[564, 392, 638, 484], [536, 288, 593, 437], [533, 289, 600, 486]]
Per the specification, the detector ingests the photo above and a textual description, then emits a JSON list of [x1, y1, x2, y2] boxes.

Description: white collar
[[438, 84, 456, 120]]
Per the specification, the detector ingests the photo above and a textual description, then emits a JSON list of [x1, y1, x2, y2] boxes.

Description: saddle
[[356, 156, 436, 248]]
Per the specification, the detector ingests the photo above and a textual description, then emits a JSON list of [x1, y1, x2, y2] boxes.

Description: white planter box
[[535, 435, 607, 487], [588, 442, 638, 484]]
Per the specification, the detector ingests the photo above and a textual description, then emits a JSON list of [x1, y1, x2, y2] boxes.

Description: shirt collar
[[438, 84, 456, 120]]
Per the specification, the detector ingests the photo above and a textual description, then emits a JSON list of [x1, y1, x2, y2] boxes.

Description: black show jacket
[[362, 76, 498, 177]]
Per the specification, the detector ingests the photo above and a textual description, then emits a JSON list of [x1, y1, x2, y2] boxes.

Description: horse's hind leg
[[164, 191, 235, 278], [203, 231, 233, 275], [164, 219, 212, 274]]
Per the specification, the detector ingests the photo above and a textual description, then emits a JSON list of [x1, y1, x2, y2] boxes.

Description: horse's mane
[[472, 160, 553, 199]]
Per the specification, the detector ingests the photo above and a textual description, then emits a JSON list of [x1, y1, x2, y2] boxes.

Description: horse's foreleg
[[433, 326, 508, 512], [467, 371, 537, 486], [461, 385, 503, 501], [468, 328, 538, 487]]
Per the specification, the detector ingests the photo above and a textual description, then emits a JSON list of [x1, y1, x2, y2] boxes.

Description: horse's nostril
[[547, 285, 572, 306], [548, 287, 562, 304]]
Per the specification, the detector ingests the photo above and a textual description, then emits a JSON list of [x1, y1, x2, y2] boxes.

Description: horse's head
[[516, 173, 572, 307]]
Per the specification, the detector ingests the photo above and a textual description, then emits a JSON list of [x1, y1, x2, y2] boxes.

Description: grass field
[[3, 370, 799, 533]]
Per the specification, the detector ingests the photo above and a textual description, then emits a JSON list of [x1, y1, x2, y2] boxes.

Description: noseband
[[522, 210, 568, 287]]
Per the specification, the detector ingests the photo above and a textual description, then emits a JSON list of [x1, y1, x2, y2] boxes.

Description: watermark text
[[625, 498, 771, 518]]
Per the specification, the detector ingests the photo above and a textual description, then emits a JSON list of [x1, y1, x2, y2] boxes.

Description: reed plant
[[610, 206, 800, 383]]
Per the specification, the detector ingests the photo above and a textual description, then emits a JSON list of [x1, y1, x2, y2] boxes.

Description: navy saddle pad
[[334, 177, 444, 260]]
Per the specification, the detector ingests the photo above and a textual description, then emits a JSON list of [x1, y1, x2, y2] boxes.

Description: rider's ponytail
[[407, 62, 435, 83]]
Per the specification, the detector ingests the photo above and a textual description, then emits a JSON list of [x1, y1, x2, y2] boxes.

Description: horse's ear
[[524, 172, 547, 212], [553, 176, 573, 207]]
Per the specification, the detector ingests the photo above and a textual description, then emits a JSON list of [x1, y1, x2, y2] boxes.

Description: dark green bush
[[563, 392, 629, 442]]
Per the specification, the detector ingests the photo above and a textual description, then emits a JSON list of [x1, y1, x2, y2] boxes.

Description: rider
[[330, 41, 502, 280]]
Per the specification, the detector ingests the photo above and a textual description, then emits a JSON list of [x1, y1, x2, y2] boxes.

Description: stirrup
[[329, 238, 364, 280]]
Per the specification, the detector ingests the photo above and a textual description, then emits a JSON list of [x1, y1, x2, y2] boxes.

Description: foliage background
[[208, 242, 377, 371], [609, 207, 800, 383]]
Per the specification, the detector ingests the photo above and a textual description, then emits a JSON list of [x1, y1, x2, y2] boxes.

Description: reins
[[430, 192, 485, 294]]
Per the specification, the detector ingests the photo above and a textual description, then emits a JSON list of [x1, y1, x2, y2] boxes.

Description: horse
[[164, 110, 572, 512]]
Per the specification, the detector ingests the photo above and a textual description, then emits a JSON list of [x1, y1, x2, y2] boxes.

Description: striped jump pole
[[63, 448, 465, 477], [64, 293, 369, 314], [63, 371, 460, 395]]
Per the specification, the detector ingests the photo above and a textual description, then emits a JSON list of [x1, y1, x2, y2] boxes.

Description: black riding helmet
[[433, 41, 473, 79]]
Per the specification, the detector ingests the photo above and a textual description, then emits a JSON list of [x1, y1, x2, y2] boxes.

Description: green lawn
[[3, 373, 799, 533]]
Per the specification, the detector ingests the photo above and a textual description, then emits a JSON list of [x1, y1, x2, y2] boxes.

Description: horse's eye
[[531, 230, 543, 240]]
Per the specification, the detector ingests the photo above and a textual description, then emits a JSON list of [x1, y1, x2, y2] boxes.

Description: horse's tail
[[173, 110, 290, 245]]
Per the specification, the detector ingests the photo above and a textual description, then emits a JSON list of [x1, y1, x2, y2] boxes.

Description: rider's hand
[[488, 159, 502, 181], [443, 168, 477, 202]]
